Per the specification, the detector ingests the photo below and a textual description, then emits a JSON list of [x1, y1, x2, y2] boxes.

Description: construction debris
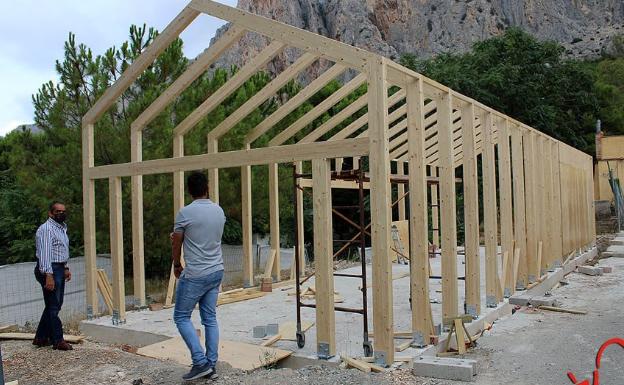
[[538, 305, 587, 315], [578, 265, 603, 276]]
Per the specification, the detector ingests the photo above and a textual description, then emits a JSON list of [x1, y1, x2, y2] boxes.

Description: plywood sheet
[[278, 320, 314, 341], [137, 337, 292, 371]]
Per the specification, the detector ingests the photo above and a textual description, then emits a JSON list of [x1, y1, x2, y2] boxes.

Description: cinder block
[[413, 357, 477, 382], [578, 265, 603, 276], [600, 266, 613, 274], [529, 296, 556, 307], [509, 295, 531, 306], [253, 326, 266, 338], [266, 323, 279, 335]]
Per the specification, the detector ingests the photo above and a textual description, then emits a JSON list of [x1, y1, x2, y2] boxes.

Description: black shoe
[[206, 367, 218, 381], [182, 363, 214, 381]]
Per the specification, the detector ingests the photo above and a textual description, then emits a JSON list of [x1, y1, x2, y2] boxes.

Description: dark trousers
[[34, 263, 66, 344]]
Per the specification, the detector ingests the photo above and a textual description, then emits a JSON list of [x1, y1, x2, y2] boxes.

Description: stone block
[[578, 265, 603, 276], [413, 357, 477, 382]]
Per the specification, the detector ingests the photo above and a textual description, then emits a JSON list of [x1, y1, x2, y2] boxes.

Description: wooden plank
[[96, 270, 114, 315], [210, 52, 318, 140], [406, 77, 433, 346], [137, 337, 292, 371], [300, 93, 368, 144], [269, 73, 367, 146], [523, 130, 538, 282], [278, 321, 314, 341], [82, 123, 98, 314], [368, 58, 394, 365], [295, 162, 306, 277], [430, 167, 440, 248], [0, 333, 84, 343], [499, 251, 509, 297], [481, 111, 499, 307], [0, 325, 17, 333], [537, 241, 543, 279], [217, 291, 265, 306], [131, 25, 245, 132], [207, 138, 219, 203], [461, 102, 480, 316], [395, 340, 412, 352], [396, 162, 406, 220], [189, 0, 370, 70], [130, 129, 146, 307], [538, 306, 587, 315], [242, 153, 253, 287], [245, 64, 347, 144], [511, 126, 527, 289], [543, 138, 555, 268], [83, 6, 199, 124], [312, 158, 336, 358], [264, 249, 276, 279], [343, 356, 371, 372], [535, 136, 546, 274], [512, 248, 521, 290], [261, 334, 282, 347], [268, 163, 281, 281], [497, 118, 514, 296], [175, 41, 286, 136], [88, 138, 369, 179], [109, 176, 126, 321], [437, 91, 459, 319], [454, 319, 467, 354]]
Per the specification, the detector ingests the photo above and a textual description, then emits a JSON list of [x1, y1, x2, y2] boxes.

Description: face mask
[[53, 213, 67, 223]]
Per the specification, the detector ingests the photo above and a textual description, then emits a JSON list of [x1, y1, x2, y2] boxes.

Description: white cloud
[[0, 0, 237, 137]]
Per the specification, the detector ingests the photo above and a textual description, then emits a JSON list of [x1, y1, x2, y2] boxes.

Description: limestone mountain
[[210, 0, 624, 73]]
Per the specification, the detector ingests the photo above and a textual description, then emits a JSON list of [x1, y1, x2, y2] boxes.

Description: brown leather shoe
[[32, 338, 51, 347], [52, 341, 73, 350]]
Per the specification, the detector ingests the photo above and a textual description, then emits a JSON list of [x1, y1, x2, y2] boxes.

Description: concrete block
[[509, 295, 531, 306], [253, 326, 266, 338], [578, 265, 603, 276], [266, 323, 279, 335], [600, 266, 613, 274], [413, 356, 477, 382], [529, 297, 558, 307], [611, 238, 624, 246]]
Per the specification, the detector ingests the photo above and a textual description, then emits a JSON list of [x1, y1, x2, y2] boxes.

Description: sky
[[0, 0, 237, 136]]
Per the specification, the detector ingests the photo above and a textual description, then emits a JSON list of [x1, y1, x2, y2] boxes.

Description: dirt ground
[[3, 243, 622, 385]]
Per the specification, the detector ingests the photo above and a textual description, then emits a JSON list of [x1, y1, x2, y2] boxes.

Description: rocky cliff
[[209, 0, 624, 73]]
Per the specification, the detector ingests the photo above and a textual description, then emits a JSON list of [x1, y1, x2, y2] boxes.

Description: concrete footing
[[413, 357, 477, 382], [578, 265, 603, 276]]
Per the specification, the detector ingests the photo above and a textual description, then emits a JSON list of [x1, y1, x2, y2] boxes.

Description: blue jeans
[[34, 263, 66, 344], [174, 269, 223, 367]]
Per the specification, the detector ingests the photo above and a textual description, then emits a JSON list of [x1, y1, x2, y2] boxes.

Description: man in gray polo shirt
[[172, 171, 225, 381]]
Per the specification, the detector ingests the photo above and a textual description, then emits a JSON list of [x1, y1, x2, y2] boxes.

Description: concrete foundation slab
[[413, 356, 477, 382]]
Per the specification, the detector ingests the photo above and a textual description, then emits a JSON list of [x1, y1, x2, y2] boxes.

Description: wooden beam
[[88, 138, 369, 179], [268, 162, 281, 281], [174, 41, 286, 137], [211, 52, 318, 140], [242, 147, 253, 286], [295, 161, 305, 277], [535, 137, 546, 275], [462, 103, 480, 316], [82, 123, 98, 315], [83, 6, 199, 124], [523, 130, 538, 282], [269, 73, 367, 146], [481, 111, 499, 307], [436, 91, 459, 320], [312, 158, 336, 358], [543, 138, 555, 270], [396, 162, 406, 221], [131, 131, 146, 307], [299, 93, 368, 144], [368, 58, 394, 365], [207, 139, 219, 203], [497, 118, 514, 296], [407, 77, 433, 347], [109, 176, 126, 322], [189, 0, 371, 70], [511, 126, 528, 289], [430, 167, 440, 249], [246, 64, 347, 144], [131, 25, 245, 132], [551, 141, 563, 263]]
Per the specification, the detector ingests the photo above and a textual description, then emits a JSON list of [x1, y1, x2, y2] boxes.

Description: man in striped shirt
[[33, 201, 73, 351]]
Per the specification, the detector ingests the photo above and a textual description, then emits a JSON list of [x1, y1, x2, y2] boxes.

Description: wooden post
[[312, 158, 335, 359], [242, 144, 254, 287], [523, 130, 538, 282], [542, 138, 555, 269], [535, 136, 547, 275], [430, 167, 440, 249], [497, 118, 514, 297], [407, 77, 432, 346], [481, 111, 499, 307], [207, 138, 219, 203], [397, 162, 406, 221], [82, 123, 98, 316], [295, 161, 305, 277], [551, 141, 563, 263], [109, 176, 125, 323], [461, 102, 480, 316], [511, 126, 528, 289], [437, 91, 459, 319], [130, 131, 146, 307], [368, 58, 394, 365], [268, 162, 281, 281]]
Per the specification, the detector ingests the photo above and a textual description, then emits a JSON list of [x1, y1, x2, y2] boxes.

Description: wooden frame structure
[[82, 0, 595, 365]]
